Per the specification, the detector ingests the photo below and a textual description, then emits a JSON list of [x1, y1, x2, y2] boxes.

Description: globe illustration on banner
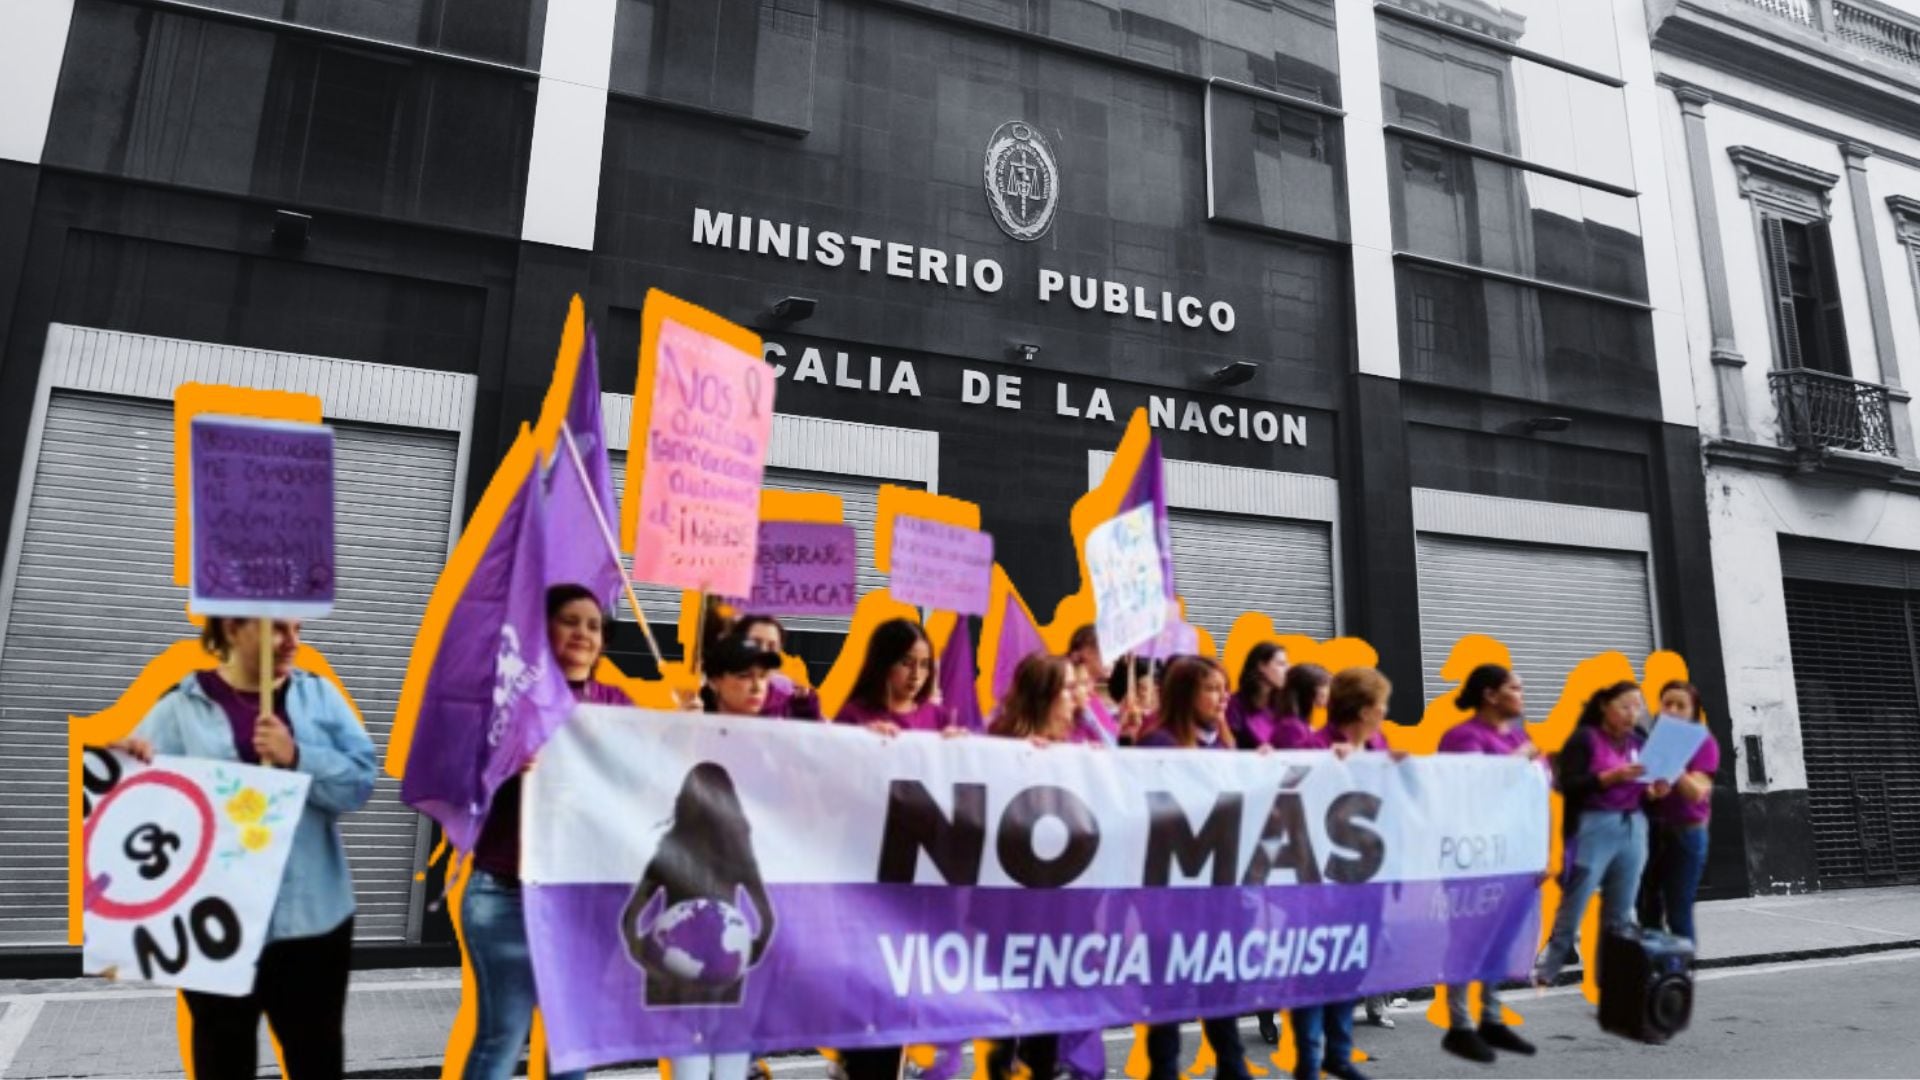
[[642, 898, 754, 986]]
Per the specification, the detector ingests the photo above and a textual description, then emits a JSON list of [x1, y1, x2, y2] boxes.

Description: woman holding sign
[[1434, 664, 1540, 1063], [463, 585, 633, 1080], [733, 615, 822, 720], [1533, 682, 1669, 986], [112, 617, 376, 1080], [1639, 681, 1717, 944], [837, 618, 954, 734], [1137, 657, 1251, 1080]]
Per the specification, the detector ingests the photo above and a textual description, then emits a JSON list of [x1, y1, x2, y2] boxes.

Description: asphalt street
[[598, 948, 1920, 1080]]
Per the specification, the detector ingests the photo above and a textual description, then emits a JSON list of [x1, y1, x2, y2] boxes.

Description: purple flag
[[1057, 1030, 1107, 1080], [1118, 436, 1177, 607], [401, 464, 574, 853], [544, 326, 626, 612], [989, 591, 1047, 703], [937, 618, 982, 732]]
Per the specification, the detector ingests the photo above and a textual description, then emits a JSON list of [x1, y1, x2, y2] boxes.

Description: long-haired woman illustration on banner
[[462, 584, 633, 1080], [1434, 664, 1540, 1063], [1137, 656, 1250, 1080], [1534, 681, 1669, 986], [111, 616, 376, 1080]]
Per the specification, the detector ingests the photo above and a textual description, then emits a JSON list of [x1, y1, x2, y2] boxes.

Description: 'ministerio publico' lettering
[[692, 208, 1237, 334]]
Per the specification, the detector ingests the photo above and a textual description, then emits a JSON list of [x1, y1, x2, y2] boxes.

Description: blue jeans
[[462, 870, 584, 1080], [1653, 824, 1709, 942], [1535, 810, 1648, 983], [1290, 1001, 1355, 1080]]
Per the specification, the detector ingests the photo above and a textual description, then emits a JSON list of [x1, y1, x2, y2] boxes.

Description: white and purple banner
[[523, 708, 1550, 1072]]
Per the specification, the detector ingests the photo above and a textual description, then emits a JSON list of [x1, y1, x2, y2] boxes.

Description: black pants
[[1146, 1018, 1249, 1080], [840, 1047, 904, 1080], [985, 1034, 1059, 1080], [183, 916, 353, 1080]]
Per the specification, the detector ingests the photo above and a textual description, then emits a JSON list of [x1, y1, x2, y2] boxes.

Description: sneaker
[[1324, 1064, 1372, 1080], [1441, 1027, 1498, 1064], [1479, 1022, 1537, 1056], [1371, 1014, 1396, 1029]]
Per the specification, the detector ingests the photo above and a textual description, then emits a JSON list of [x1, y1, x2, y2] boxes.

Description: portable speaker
[[1599, 926, 1695, 1043]]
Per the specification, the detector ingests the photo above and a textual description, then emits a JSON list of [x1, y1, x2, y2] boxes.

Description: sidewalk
[[3, 887, 1916, 1079]]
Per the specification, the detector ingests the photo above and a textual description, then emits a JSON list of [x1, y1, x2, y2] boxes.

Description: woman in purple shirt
[[1533, 681, 1671, 986], [464, 584, 633, 1080], [1639, 680, 1718, 944], [835, 618, 953, 734], [731, 614, 822, 720], [1433, 665, 1540, 1063], [1226, 642, 1289, 748], [1137, 658, 1250, 1080]]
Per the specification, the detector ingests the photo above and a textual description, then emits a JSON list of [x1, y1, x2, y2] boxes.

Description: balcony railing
[[1736, 0, 1920, 71], [1769, 367, 1898, 456]]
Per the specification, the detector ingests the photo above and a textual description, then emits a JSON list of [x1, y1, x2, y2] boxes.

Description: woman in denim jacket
[[115, 616, 376, 1080]]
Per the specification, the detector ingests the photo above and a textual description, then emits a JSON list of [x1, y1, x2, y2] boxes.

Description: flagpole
[[558, 425, 668, 673]]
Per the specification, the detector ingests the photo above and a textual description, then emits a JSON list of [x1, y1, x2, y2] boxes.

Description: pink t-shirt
[[1585, 727, 1649, 813], [836, 697, 950, 732], [1653, 725, 1720, 826]]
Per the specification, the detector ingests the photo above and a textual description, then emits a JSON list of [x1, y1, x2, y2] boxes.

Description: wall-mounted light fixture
[[272, 210, 312, 249], [770, 296, 817, 322], [1525, 415, 1573, 433], [1208, 360, 1259, 387], [1012, 343, 1040, 364]]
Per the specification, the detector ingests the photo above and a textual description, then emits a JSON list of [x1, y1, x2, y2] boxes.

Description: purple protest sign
[[732, 522, 858, 615], [890, 516, 993, 614], [523, 708, 1552, 1071], [189, 416, 336, 618]]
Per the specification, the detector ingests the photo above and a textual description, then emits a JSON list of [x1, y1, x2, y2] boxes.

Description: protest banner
[[1085, 502, 1169, 658], [522, 707, 1550, 1071], [732, 522, 858, 615], [890, 515, 994, 615], [79, 748, 310, 995], [629, 291, 775, 600], [188, 415, 336, 619]]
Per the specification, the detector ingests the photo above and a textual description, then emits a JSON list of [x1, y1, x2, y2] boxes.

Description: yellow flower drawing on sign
[[240, 825, 272, 852], [226, 787, 268, 825]]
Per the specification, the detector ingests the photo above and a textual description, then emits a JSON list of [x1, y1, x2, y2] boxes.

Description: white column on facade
[[521, 0, 620, 250], [0, 0, 76, 164], [1334, 0, 1399, 379], [1617, 0, 1701, 430]]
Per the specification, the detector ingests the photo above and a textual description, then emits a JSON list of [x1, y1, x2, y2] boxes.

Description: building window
[[1206, 83, 1347, 242], [609, 0, 820, 131], [1729, 147, 1849, 375], [185, 0, 549, 68]]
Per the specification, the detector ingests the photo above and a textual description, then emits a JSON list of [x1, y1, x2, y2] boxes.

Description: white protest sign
[[1086, 502, 1169, 657], [80, 749, 310, 995]]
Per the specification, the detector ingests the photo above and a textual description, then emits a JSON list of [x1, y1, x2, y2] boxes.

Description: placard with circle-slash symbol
[[80, 752, 310, 995]]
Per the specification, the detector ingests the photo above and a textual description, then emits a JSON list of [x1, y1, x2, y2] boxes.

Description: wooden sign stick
[[257, 616, 276, 768]]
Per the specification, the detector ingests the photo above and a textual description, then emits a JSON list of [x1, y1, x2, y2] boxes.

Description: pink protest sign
[[631, 307, 775, 598], [890, 516, 994, 615], [734, 522, 858, 615]]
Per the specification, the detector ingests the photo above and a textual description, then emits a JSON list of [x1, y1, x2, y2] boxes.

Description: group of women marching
[[108, 585, 1720, 1080]]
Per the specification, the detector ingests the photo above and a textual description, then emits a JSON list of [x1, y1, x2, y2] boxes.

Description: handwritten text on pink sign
[[633, 319, 775, 597], [890, 516, 994, 614]]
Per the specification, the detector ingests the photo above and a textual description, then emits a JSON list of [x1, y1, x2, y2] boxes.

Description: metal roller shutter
[[0, 392, 453, 946], [1166, 510, 1335, 644], [1781, 580, 1920, 887], [606, 453, 909, 633], [1415, 534, 1654, 703]]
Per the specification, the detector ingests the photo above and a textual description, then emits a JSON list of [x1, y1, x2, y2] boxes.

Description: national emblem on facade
[[983, 121, 1059, 242]]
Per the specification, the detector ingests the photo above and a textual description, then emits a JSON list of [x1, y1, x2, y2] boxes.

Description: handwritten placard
[[79, 748, 310, 995], [189, 416, 336, 618], [1086, 503, 1169, 658], [890, 516, 994, 614], [733, 522, 858, 615], [633, 316, 775, 597]]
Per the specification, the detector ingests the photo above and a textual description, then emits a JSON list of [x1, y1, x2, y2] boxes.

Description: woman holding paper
[[1640, 681, 1718, 943], [1533, 682, 1671, 986], [111, 617, 376, 1080], [1137, 657, 1251, 1080], [836, 618, 954, 733], [1433, 664, 1540, 1063], [462, 584, 633, 1080]]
